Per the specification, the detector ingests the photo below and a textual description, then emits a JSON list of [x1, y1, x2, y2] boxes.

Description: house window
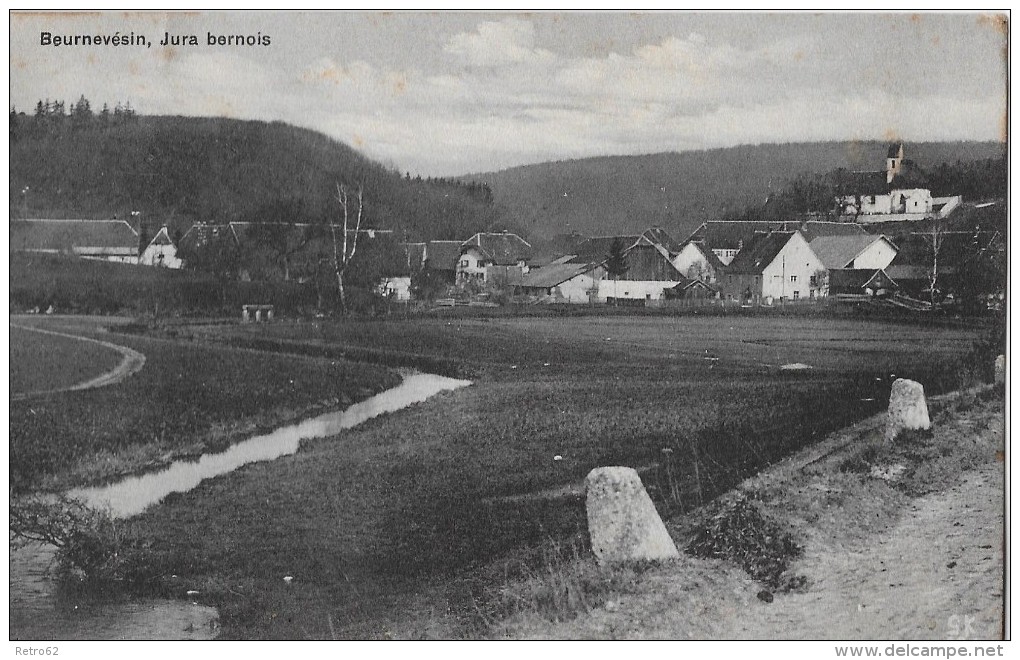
[[810, 289, 815, 299], [810, 275, 817, 286], [790, 275, 797, 283], [460, 259, 469, 267], [478, 260, 486, 268], [728, 275, 733, 284], [793, 291, 800, 300]]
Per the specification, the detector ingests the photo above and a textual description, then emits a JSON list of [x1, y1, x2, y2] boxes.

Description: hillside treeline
[[10, 105, 506, 242]]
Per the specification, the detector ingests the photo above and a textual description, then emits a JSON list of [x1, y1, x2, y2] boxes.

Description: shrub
[[686, 496, 803, 590], [9, 494, 156, 592]]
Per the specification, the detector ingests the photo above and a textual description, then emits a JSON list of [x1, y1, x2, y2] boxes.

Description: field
[[9, 316, 400, 492], [87, 313, 988, 639], [10, 324, 124, 394]]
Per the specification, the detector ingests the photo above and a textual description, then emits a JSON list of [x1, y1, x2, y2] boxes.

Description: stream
[[10, 372, 472, 640]]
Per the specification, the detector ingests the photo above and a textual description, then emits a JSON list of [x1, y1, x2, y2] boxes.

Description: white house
[[721, 231, 827, 302], [139, 226, 183, 268], [457, 231, 533, 284], [808, 234, 898, 271], [671, 240, 725, 283], [845, 188, 934, 216]]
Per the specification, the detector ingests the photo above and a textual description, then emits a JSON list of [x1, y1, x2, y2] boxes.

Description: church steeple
[[886, 143, 905, 184]]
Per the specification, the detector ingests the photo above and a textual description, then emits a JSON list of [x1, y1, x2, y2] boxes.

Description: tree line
[[10, 96, 140, 139]]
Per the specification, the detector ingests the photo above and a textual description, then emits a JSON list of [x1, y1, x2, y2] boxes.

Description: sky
[[9, 11, 1009, 176]]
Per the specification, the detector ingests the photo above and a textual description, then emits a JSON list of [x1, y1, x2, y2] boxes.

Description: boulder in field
[[885, 378, 931, 442], [585, 466, 679, 564], [995, 355, 1005, 385]]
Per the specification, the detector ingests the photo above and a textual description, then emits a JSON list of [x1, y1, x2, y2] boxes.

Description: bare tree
[[917, 219, 948, 307], [331, 182, 364, 314]]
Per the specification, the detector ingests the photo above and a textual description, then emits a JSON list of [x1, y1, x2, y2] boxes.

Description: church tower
[[886, 143, 904, 184]]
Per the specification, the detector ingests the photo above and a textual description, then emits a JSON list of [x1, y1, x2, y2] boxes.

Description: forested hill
[[463, 141, 1005, 241], [9, 114, 503, 241]]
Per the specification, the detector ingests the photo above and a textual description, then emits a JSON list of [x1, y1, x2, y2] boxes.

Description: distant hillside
[[9, 115, 505, 242], [464, 141, 1005, 242]]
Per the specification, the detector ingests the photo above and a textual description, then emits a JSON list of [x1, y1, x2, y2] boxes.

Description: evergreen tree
[[604, 238, 629, 305]]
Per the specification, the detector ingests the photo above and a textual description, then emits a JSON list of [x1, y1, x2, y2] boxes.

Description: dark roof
[[686, 220, 800, 250], [614, 244, 684, 281], [425, 240, 462, 271], [519, 262, 593, 289], [885, 264, 930, 281], [10, 219, 138, 252], [845, 171, 890, 195], [724, 231, 796, 275], [462, 232, 533, 265], [829, 268, 899, 292], [799, 221, 867, 242], [808, 235, 890, 269], [568, 235, 640, 264], [568, 228, 676, 265]]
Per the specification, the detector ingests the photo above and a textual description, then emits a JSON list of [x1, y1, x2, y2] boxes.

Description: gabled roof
[[636, 227, 679, 252], [829, 268, 899, 292], [146, 226, 175, 247], [845, 171, 890, 195], [725, 231, 797, 275], [10, 219, 139, 252], [808, 235, 893, 270], [568, 235, 640, 264], [677, 240, 727, 272], [519, 262, 594, 289], [425, 240, 462, 271], [686, 220, 800, 250], [799, 221, 867, 242], [462, 232, 533, 265]]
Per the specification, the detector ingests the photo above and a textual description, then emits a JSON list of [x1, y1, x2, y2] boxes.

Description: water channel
[[10, 372, 472, 640]]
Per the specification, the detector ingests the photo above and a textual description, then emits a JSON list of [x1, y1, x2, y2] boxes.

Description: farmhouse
[[685, 220, 801, 265], [10, 218, 143, 264], [518, 261, 599, 303], [139, 225, 183, 268], [807, 234, 898, 271], [720, 231, 826, 303], [457, 231, 533, 285], [518, 228, 687, 304], [828, 268, 899, 298], [672, 240, 725, 283]]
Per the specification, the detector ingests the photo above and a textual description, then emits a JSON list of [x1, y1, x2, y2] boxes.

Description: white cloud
[[443, 18, 554, 67]]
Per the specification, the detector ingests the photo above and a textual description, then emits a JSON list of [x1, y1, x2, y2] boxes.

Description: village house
[[519, 228, 687, 304], [139, 225, 183, 268], [671, 239, 726, 283], [456, 231, 533, 285], [9, 218, 177, 266], [720, 230, 827, 303], [684, 220, 801, 265], [828, 268, 899, 298], [807, 234, 899, 272]]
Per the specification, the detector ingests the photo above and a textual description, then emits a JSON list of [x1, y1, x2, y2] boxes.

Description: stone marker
[[885, 378, 931, 442], [995, 355, 1005, 385], [585, 466, 679, 564]]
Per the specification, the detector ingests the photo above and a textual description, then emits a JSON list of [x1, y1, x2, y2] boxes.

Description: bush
[[9, 494, 156, 592], [686, 496, 803, 590]]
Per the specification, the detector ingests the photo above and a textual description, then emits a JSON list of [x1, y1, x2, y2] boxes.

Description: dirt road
[[11, 319, 146, 400]]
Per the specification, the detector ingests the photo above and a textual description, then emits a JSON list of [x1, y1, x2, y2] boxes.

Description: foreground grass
[[9, 316, 400, 492], [491, 387, 1004, 639], [96, 314, 987, 639], [10, 324, 124, 394]]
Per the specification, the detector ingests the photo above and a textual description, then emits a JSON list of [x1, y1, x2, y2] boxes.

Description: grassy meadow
[[9, 316, 400, 492], [87, 313, 987, 639], [10, 324, 124, 394]]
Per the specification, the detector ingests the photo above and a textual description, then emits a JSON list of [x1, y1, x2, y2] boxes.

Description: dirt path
[[731, 460, 1004, 640], [10, 321, 146, 400]]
